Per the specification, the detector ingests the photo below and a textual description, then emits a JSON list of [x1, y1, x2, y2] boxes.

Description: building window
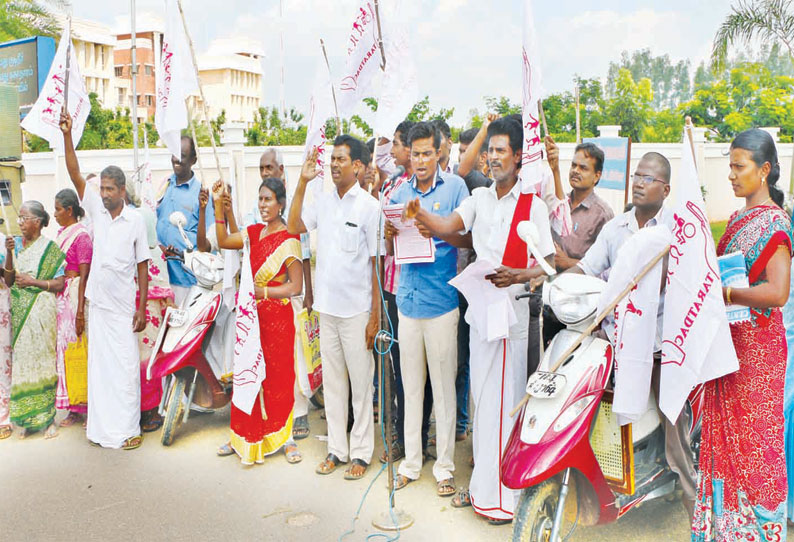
[[115, 66, 124, 77], [118, 88, 125, 104], [145, 95, 154, 107], [0, 180, 10, 206], [145, 65, 153, 76]]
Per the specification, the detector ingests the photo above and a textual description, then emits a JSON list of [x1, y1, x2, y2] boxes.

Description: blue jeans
[[455, 293, 470, 435]]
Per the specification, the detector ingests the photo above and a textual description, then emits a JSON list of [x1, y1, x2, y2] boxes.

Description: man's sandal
[[343, 458, 368, 480], [487, 518, 512, 526], [285, 443, 303, 464], [292, 415, 310, 440], [437, 478, 455, 497], [451, 488, 472, 508], [0, 425, 11, 440], [316, 453, 346, 475], [379, 441, 405, 464], [393, 474, 415, 491], [122, 434, 143, 450]]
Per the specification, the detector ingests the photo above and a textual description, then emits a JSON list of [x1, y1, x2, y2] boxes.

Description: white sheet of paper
[[449, 259, 516, 341], [383, 204, 435, 264]]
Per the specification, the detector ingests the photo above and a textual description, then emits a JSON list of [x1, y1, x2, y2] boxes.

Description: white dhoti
[[469, 326, 527, 521], [86, 306, 141, 448]]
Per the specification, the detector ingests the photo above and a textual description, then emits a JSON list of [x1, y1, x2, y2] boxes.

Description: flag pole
[[176, 0, 224, 185], [131, 0, 139, 178], [373, 0, 387, 71], [574, 84, 581, 144], [64, 15, 71, 112], [279, 0, 286, 120], [684, 116, 697, 173], [537, 98, 548, 137], [319, 38, 341, 135]]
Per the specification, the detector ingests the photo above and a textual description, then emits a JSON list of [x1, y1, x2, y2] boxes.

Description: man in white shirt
[[61, 111, 150, 450], [288, 135, 380, 480], [412, 116, 555, 524], [566, 152, 696, 516]]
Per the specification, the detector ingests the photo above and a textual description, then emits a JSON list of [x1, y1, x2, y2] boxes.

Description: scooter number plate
[[168, 309, 188, 327], [526, 371, 566, 399]]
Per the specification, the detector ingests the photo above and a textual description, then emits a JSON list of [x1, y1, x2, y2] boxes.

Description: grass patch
[[710, 221, 727, 245]]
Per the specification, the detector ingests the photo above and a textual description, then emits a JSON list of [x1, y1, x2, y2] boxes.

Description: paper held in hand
[[717, 251, 751, 324], [383, 203, 435, 265]]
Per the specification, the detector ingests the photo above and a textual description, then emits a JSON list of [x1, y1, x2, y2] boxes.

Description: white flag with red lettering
[[373, 19, 417, 137], [303, 55, 334, 196], [22, 19, 90, 152], [337, 0, 382, 117], [155, 0, 199, 160], [139, 128, 156, 213], [518, 0, 545, 193], [232, 240, 266, 415], [660, 128, 738, 422]]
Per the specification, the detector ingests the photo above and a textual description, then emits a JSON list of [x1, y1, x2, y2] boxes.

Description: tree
[[606, 49, 692, 109], [711, 0, 794, 70], [244, 106, 307, 146], [0, 0, 67, 42], [606, 69, 653, 141]]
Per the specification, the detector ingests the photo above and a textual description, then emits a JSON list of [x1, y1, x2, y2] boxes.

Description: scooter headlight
[[553, 394, 596, 432], [549, 287, 598, 324]]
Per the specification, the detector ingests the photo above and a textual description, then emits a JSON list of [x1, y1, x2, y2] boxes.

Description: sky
[[73, 0, 737, 127]]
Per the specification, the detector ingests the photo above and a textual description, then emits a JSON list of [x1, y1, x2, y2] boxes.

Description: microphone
[[388, 166, 405, 182]]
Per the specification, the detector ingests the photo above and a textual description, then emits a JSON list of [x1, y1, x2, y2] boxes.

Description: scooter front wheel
[[161, 375, 187, 446], [513, 477, 577, 542]]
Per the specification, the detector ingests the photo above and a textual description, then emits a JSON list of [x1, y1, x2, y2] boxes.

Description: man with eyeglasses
[[562, 151, 697, 518]]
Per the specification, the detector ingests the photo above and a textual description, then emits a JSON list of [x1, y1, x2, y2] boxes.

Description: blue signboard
[[583, 136, 631, 191], [0, 36, 56, 116]]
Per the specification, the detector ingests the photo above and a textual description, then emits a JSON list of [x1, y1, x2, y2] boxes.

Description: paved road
[[1, 406, 790, 541]]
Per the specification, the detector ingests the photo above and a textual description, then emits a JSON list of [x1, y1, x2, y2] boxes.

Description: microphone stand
[[372, 165, 413, 532]]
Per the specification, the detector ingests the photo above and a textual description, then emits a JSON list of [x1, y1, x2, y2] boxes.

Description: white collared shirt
[[82, 188, 151, 315], [302, 183, 379, 318], [577, 205, 673, 350], [455, 181, 555, 339], [577, 206, 673, 279]]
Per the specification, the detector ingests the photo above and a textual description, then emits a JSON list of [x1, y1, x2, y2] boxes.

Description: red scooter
[[146, 212, 234, 445], [502, 272, 702, 541]]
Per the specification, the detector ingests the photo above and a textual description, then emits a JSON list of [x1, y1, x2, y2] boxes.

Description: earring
[[762, 177, 766, 184]]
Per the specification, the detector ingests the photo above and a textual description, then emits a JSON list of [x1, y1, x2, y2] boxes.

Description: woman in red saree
[[213, 178, 304, 465], [693, 129, 792, 541]]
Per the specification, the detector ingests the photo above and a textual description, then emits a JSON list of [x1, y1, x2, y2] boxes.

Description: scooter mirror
[[169, 211, 194, 252], [517, 220, 556, 276]]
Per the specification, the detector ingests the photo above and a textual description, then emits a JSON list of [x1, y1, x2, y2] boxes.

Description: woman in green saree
[[3, 201, 65, 439]]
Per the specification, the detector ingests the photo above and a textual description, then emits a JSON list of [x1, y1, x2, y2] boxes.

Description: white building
[[188, 39, 265, 127], [58, 16, 118, 109]]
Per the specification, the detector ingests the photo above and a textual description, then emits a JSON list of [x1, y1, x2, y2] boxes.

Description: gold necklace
[[744, 197, 772, 212]]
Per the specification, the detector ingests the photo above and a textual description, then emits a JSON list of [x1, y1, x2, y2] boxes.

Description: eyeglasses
[[632, 173, 668, 187], [17, 216, 39, 224]]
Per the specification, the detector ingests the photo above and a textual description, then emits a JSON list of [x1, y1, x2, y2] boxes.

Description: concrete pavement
[[1, 406, 784, 541]]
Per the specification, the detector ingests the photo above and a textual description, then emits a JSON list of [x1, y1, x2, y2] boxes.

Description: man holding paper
[[384, 121, 470, 498], [410, 116, 554, 523]]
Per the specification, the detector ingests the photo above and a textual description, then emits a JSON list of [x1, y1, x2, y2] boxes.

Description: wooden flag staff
[[176, 0, 224, 185], [319, 38, 342, 135]]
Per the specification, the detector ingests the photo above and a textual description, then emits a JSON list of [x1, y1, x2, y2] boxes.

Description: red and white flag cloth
[[303, 55, 335, 197], [231, 239, 266, 416], [155, 0, 199, 161], [139, 128, 156, 213], [373, 9, 417, 138], [337, 0, 382, 117], [518, 0, 545, 194], [22, 18, 90, 152], [597, 225, 668, 426], [660, 128, 738, 422]]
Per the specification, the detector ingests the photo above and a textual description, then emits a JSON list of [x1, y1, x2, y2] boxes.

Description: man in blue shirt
[[156, 136, 213, 305], [385, 121, 470, 498]]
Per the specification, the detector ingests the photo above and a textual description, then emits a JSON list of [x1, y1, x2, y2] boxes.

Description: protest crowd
[[4, 1, 794, 541]]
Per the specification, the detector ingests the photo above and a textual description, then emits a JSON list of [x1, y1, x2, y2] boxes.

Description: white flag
[[518, 0, 545, 193], [373, 15, 417, 137], [232, 240, 266, 415], [155, 0, 199, 160], [597, 226, 669, 426], [21, 19, 90, 152], [139, 128, 156, 213], [337, 0, 382, 117], [303, 55, 335, 197], [660, 128, 739, 422]]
